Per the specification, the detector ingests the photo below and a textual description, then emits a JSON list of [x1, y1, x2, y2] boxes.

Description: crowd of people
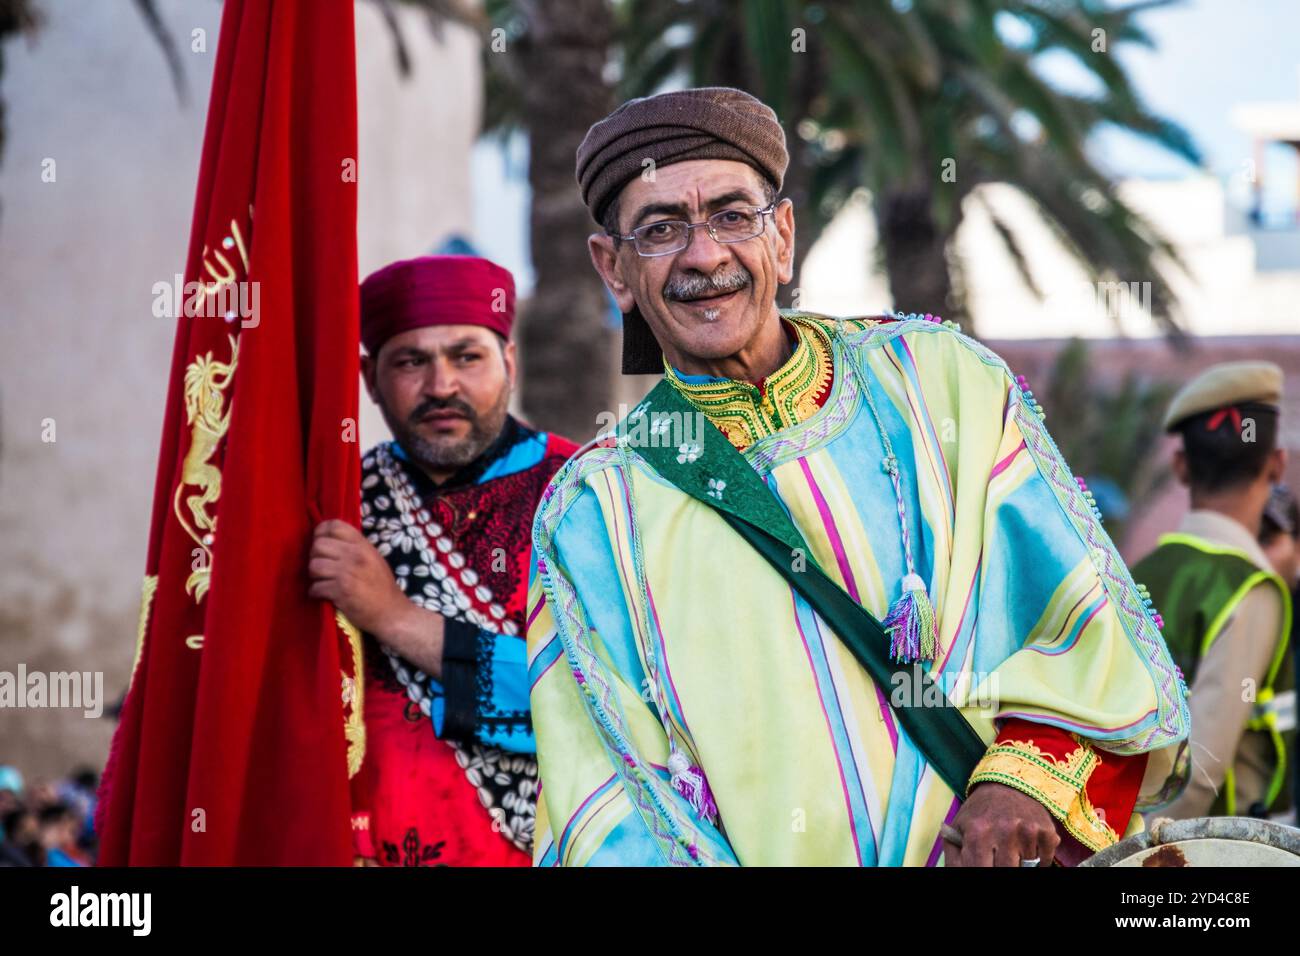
[[0, 765, 97, 867]]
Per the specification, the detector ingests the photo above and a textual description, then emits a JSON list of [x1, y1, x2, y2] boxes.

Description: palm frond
[[132, 0, 187, 105], [976, 190, 1045, 300]]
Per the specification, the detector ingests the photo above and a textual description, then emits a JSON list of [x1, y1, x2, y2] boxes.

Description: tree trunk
[[877, 187, 962, 328], [515, 0, 616, 443], [0, 0, 39, 180], [701, 19, 826, 308]]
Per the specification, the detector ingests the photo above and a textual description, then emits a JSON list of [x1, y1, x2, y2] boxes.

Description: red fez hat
[[360, 255, 516, 355]]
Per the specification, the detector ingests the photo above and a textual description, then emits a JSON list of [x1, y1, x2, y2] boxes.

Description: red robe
[[350, 419, 578, 865]]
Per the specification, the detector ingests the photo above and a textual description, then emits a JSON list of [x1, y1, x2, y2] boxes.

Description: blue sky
[[1076, 0, 1300, 180]]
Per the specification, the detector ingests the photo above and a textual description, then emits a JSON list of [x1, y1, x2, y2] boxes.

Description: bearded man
[[525, 88, 1190, 867], [309, 255, 577, 865]]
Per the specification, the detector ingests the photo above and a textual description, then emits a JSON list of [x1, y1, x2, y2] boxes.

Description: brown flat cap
[[576, 87, 788, 373], [1163, 361, 1284, 431], [576, 87, 788, 225]]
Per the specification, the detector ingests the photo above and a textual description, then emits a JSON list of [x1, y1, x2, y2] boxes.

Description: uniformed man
[[1133, 361, 1293, 819], [1259, 483, 1300, 821]]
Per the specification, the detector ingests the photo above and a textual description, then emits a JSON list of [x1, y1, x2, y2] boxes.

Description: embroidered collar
[[663, 313, 834, 451]]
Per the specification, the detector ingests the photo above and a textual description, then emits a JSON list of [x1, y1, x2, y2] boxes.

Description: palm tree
[[118, 0, 1203, 432], [616, 0, 1202, 335], [481, 0, 618, 442], [1038, 338, 1178, 546], [618, 0, 837, 302], [390, 0, 619, 441]]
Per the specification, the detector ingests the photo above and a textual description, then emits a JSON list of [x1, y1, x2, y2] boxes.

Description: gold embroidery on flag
[[173, 333, 239, 604], [129, 575, 160, 691], [199, 220, 250, 292], [336, 610, 366, 777], [164, 218, 250, 651]]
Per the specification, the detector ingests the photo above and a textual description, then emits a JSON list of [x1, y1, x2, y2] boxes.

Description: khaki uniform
[[1160, 511, 1287, 818]]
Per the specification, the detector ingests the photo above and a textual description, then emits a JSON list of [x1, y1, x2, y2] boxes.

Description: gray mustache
[[664, 267, 751, 302]]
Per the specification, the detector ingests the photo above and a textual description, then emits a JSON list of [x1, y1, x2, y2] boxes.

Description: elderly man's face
[[589, 160, 795, 373], [362, 324, 516, 481]]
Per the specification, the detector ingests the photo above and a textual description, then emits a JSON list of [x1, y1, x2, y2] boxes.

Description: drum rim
[[1082, 816, 1300, 867]]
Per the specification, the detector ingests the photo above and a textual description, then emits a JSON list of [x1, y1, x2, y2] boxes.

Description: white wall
[[0, 0, 480, 779], [800, 175, 1300, 338]]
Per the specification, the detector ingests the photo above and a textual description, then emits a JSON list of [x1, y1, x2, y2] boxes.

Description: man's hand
[[942, 782, 1061, 867], [308, 520, 410, 635], [308, 520, 447, 678]]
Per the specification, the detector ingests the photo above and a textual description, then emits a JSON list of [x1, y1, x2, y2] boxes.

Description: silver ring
[[1020, 857, 1041, 868]]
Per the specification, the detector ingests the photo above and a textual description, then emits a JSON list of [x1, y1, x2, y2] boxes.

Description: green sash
[[625, 378, 987, 799]]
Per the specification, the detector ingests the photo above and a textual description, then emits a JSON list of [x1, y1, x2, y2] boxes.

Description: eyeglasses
[[611, 201, 779, 257]]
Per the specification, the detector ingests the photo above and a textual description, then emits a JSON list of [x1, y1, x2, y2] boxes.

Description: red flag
[[97, 0, 363, 865]]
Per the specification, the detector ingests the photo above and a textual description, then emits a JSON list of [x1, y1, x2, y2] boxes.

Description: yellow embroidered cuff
[[966, 737, 1119, 852]]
